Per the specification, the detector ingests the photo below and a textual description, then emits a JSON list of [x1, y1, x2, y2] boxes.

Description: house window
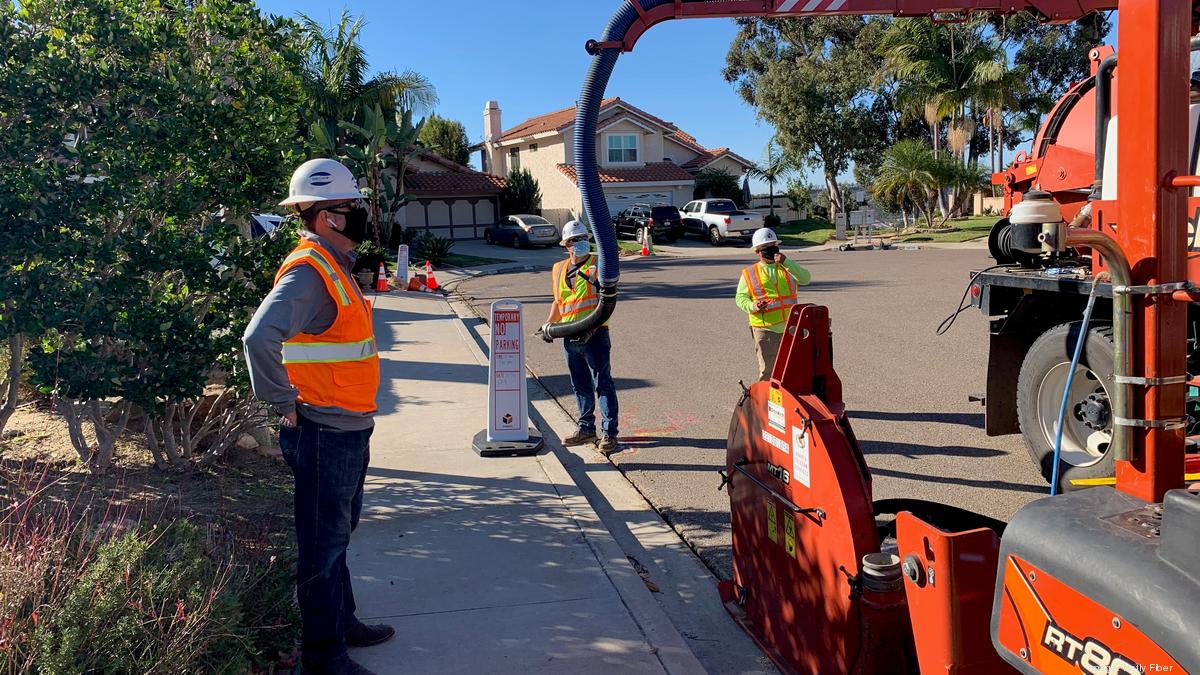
[[529, 143, 538, 153], [607, 134, 639, 164], [509, 147, 520, 171]]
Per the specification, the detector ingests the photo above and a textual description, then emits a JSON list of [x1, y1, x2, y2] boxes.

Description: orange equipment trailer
[[542, 0, 1200, 672]]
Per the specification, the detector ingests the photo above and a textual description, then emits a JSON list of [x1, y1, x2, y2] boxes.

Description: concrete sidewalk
[[343, 290, 708, 674]]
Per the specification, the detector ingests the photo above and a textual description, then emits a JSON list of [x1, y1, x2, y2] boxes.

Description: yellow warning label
[[784, 516, 796, 557], [1025, 165, 1038, 176], [766, 501, 778, 544], [769, 388, 782, 406]]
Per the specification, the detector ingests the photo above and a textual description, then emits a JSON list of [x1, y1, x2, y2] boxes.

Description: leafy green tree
[[747, 140, 794, 215], [785, 179, 816, 220], [693, 167, 744, 204], [2, 0, 304, 472], [998, 14, 1111, 162], [726, 17, 892, 229], [297, 11, 437, 145], [312, 104, 425, 250], [500, 169, 542, 217], [419, 114, 472, 166]]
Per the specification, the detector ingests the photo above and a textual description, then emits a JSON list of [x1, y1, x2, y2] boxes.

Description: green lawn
[[776, 219, 837, 248], [899, 216, 996, 243]]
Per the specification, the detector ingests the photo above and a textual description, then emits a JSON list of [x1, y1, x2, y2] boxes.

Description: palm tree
[[297, 11, 437, 142], [746, 141, 793, 216], [879, 19, 1006, 213], [871, 140, 940, 230]]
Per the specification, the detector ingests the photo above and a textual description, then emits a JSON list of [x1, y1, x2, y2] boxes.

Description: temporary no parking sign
[[487, 300, 529, 442]]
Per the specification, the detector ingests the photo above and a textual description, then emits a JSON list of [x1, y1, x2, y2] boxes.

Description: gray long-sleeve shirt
[[242, 232, 375, 430]]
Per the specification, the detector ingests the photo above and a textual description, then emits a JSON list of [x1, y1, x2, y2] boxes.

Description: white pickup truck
[[680, 199, 764, 246]]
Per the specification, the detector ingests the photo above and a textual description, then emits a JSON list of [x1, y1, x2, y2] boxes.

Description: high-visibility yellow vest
[[273, 239, 380, 414], [553, 256, 601, 323], [742, 262, 799, 329]]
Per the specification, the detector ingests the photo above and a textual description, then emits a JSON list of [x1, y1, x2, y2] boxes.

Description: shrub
[[693, 167, 743, 204], [414, 232, 455, 266], [764, 213, 783, 229], [35, 523, 246, 674], [500, 169, 542, 217], [0, 469, 297, 674]]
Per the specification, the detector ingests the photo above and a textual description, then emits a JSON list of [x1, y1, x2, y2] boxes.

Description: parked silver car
[[485, 214, 560, 248]]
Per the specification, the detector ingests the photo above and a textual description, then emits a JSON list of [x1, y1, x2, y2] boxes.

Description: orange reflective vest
[[742, 262, 799, 329], [273, 238, 380, 414], [553, 255, 602, 323]]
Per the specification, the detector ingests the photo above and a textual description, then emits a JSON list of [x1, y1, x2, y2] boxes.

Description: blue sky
[[254, 0, 784, 189]]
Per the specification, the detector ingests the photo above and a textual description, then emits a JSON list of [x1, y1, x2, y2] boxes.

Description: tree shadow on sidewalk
[[349, 464, 672, 673]]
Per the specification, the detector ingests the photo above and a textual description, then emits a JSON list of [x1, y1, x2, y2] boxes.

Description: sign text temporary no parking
[[472, 300, 544, 457]]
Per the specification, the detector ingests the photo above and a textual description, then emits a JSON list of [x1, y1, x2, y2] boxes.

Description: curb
[[438, 292, 707, 675]]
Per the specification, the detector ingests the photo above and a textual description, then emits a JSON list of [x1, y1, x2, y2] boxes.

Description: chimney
[[484, 100, 502, 143], [483, 100, 502, 176]]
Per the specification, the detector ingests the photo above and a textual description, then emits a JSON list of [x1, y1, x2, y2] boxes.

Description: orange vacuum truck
[[550, 1, 1200, 673]]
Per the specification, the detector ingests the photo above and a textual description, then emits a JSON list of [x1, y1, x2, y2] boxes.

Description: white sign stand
[[396, 245, 409, 287], [473, 300, 544, 457]]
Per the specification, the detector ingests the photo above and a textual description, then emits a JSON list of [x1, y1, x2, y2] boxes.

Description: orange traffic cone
[[424, 261, 440, 291], [640, 227, 651, 256], [375, 262, 388, 292]]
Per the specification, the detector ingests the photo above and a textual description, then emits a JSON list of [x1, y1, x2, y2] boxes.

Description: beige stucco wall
[[705, 156, 750, 178], [516, 138, 566, 186], [597, 118, 662, 168], [539, 170, 584, 227], [663, 137, 701, 165], [408, 156, 450, 172]]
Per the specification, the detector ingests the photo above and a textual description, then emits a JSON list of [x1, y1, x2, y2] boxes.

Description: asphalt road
[[455, 244, 1045, 577]]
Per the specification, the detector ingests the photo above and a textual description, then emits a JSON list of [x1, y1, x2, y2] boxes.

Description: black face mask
[[328, 206, 369, 244], [759, 245, 780, 262]]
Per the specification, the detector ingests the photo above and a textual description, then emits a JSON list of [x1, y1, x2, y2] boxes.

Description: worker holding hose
[[736, 228, 812, 380], [545, 220, 620, 452]]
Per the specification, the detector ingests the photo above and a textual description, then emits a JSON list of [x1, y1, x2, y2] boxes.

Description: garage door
[[605, 190, 674, 216]]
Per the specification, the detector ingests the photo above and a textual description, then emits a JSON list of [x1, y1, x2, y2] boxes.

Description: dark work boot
[[346, 622, 396, 648], [597, 434, 618, 452], [562, 429, 597, 446]]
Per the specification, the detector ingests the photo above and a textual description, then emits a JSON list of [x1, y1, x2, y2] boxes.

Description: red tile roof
[[556, 162, 695, 185], [667, 130, 707, 154], [498, 97, 686, 143], [681, 147, 756, 171], [404, 171, 503, 196], [498, 98, 620, 142]]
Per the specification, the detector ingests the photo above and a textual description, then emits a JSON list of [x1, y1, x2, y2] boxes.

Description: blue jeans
[[562, 328, 619, 437], [279, 416, 373, 669]]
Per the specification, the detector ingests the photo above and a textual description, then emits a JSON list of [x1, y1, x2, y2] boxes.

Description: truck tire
[[1016, 322, 1116, 492], [709, 226, 723, 246]]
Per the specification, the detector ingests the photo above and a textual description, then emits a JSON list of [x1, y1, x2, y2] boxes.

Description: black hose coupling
[[538, 283, 618, 342]]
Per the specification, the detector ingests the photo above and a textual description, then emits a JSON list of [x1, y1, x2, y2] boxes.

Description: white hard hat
[[561, 220, 590, 244], [279, 158, 366, 207], [752, 228, 781, 251]]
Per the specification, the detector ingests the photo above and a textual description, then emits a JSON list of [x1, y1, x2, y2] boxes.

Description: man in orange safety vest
[[244, 158, 392, 675]]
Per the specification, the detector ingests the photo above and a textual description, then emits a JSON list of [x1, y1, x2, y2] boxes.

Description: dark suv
[[611, 204, 683, 243]]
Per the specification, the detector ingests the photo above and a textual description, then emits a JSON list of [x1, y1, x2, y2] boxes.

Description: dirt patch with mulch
[[0, 405, 293, 542]]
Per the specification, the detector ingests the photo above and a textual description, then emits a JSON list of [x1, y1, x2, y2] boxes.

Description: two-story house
[[478, 98, 753, 226]]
